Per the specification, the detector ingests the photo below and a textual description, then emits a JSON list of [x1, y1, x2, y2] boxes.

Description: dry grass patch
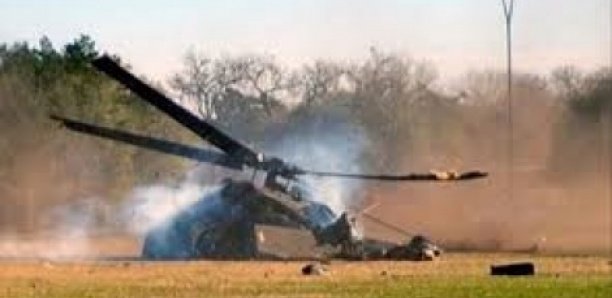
[[0, 253, 609, 297]]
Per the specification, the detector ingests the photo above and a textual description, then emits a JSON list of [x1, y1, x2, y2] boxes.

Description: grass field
[[0, 253, 609, 297]]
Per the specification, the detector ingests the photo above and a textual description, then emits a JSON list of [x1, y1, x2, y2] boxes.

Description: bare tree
[[171, 52, 293, 121], [550, 66, 584, 99], [222, 55, 291, 117], [349, 48, 437, 121], [344, 48, 439, 170], [297, 60, 346, 107], [170, 52, 221, 119]]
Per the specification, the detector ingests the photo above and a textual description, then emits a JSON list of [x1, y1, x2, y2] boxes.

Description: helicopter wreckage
[[52, 55, 487, 261]]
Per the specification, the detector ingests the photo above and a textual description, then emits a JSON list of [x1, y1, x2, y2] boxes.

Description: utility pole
[[502, 0, 514, 202], [601, 0, 611, 251]]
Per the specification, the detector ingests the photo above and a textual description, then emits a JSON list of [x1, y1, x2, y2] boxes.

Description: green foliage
[[0, 36, 189, 230], [547, 67, 612, 180], [567, 68, 612, 119]]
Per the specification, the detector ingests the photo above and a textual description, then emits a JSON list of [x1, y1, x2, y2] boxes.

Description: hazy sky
[[0, 0, 609, 82]]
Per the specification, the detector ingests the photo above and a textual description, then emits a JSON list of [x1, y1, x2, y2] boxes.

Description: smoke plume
[[267, 117, 369, 216]]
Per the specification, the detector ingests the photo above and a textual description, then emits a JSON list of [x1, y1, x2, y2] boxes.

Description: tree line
[[0, 35, 609, 231]]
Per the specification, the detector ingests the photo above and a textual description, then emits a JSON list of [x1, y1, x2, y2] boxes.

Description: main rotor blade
[[51, 115, 242, 170], [91, 55, 259, 164], [299, 170, 488, 181]]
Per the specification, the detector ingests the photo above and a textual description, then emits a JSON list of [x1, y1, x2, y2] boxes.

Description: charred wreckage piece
[[51, 55, 487, 261]]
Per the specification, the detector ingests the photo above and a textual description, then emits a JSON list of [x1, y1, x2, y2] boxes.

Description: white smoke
[[268, 118, 369, 216], [0, 168, 223, 260], [0, 115, 370, 259], [120, 181, 219, 236]]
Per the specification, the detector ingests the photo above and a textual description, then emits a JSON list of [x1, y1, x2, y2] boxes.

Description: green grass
[[2, 275, 610, 298], [0, 254, 609, 297], [248, 277, 609, 298]]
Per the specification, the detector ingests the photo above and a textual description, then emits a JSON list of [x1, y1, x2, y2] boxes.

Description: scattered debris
[[302, 263, 327, 276], [490, 262, 535, 276], [384, 235, 442, 261]]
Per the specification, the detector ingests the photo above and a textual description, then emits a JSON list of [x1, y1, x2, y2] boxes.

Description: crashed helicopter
[[51, 55, 488, 261]]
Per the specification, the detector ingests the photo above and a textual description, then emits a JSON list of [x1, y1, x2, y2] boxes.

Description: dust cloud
[[361, 85, 611, 254], [0, 53, 609, 258]]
